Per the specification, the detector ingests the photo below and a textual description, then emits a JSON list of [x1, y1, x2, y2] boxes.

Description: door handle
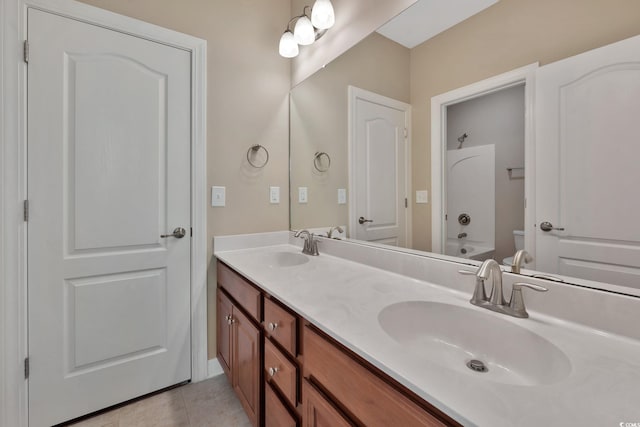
[[539, 221, 564, 232], [161, 227, 186, 238], [358, 217, 373, 225]]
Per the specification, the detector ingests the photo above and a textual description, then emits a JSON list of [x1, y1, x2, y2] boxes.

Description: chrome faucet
[[326, 226, 344, 239], [294, 230, 319, 256], [458, 259, 548, 318], [511, 249, 533, 274], [477, 259, 505, 306], [457, 232, 467, 239]]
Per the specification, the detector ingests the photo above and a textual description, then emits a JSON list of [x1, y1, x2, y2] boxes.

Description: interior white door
[[535, 35, 640, 289], [351, 89, 409, 247], [27, 9, 192, 426]]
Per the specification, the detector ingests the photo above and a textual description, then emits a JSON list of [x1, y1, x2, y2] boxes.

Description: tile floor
[[66, 375, 252, 427]]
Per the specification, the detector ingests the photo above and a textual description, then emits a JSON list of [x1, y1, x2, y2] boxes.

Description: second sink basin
[[378, 301, 571, 386]]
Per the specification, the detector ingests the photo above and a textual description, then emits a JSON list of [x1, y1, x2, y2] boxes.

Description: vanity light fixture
[[279, 0, 335, 58]]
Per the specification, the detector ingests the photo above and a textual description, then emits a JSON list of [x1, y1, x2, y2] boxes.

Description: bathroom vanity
[[214, 232, 640, 427]]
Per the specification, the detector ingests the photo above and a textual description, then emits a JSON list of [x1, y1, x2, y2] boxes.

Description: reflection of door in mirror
[[444, 85, 525, 265], [535, 35, 640, 288], [349, 87, 411, 247]]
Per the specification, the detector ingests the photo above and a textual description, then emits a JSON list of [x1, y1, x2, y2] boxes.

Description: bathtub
[[445, 239, 494, 261]]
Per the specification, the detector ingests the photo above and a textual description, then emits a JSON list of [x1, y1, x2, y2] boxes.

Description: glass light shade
[[311, 0, 335, 30], [279, 31, 299, 58], [293, 16, 315, 46]]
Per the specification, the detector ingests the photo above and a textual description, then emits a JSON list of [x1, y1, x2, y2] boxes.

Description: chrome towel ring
[[247, 144, 269, 168], [314, 151, 331, 172]]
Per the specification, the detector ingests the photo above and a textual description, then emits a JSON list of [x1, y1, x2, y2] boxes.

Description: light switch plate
[[338, 188, 347, 204], [298, 187, 308, 203], [211, 186, 225, 207], [270, 186, 280, 204], [416, 190, 428, 204]]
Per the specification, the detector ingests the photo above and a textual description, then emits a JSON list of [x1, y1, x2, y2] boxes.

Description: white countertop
[[215, 243, 640, 426]]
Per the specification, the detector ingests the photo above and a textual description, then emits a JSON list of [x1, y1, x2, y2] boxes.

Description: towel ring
[[313, 151, 331, 172], [247, 144, 269, 168]]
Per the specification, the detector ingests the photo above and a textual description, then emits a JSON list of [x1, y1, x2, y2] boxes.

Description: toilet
[[502, 230, 525, 267]]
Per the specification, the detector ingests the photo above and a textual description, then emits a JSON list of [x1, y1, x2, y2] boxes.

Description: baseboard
[[207, 358, 224, 379]]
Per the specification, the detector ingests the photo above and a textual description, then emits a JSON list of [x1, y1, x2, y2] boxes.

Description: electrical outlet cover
[[270, 186, 280, 204], [211, 186, 226, 207], [298, 187, 308, 204]]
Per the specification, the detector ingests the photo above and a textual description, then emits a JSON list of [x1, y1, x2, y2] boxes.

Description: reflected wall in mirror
[[290, 0, 640, 293]]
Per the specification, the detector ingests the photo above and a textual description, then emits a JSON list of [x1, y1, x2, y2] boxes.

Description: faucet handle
[[508, 282, 548, 318], [512, 282, 548, 293], [458, 270, 487, 305]]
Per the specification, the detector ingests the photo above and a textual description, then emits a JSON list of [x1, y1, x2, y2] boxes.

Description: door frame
[[347, 86, 412, 248], [1, 1, 207, 426], [430, 63, 537, 262]]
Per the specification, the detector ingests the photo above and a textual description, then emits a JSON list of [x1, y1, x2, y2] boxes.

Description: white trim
[[207, 358, 224, 379], [1, 1, 207, 426], [430, 63, 538, 262], [347, 86, 412, 248]]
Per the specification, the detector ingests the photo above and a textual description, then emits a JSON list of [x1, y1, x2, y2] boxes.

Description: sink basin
[[378, 301, 571, 386], [262, 251, 309, 268]]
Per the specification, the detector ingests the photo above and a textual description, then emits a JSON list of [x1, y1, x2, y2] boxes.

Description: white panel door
[[27, 9, 192, 426], [353, 92, 409, 246], [536, 35, 640, 289]]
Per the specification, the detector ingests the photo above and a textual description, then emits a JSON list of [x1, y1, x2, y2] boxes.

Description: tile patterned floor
[[66, 375, 252, 427]]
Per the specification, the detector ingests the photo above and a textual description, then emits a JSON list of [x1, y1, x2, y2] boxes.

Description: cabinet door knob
[[227, 316, 235, 325], [267, 322, 278, 331], [268, 367, 279, 377]]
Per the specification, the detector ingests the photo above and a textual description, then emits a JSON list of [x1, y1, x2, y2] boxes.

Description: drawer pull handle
[[268, 367, 279, 377], [268, 322, 278, 331]]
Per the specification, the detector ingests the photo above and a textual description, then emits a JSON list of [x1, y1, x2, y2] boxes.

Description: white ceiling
[[376, 0, 499, 49]]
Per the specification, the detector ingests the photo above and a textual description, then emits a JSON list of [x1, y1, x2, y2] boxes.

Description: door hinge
[[445, 214, 448, 221], [23, 200, 29, 222], [405, 198, 408, 208], [24, 357, 29, 379], [404, 128, 408, 138], [23, 40, 29, 64], [190, 227, 193, 237]]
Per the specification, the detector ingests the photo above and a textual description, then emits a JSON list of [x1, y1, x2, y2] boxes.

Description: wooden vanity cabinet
[[217, 260, 458, 427], [217, 263, 263, 427]]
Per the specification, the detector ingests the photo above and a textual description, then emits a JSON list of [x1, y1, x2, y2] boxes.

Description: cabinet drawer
[[264, 297, 297, 355], [303, 326, 449, 427], [217, 261, 261, 321], [266, 381, 297, 427], [265, 338, 298, 406]]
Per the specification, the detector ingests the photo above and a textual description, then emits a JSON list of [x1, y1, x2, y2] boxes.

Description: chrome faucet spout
[[294, 229, 319, 256], [511, 249, 533, 274], [327, 226, 344, 239], [477, 259, 505, 306]]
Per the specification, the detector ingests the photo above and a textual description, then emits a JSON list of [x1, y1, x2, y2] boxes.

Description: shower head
[[457, 133, 469, 149]]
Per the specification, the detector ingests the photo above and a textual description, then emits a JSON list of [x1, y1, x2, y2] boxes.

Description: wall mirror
[[290, 0, 640, 296]]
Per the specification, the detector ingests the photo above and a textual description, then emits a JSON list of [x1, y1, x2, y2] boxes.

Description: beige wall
[[77, 0, 291, 358], [410, 0, 640, 251], [290, 32, 410, 231]]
